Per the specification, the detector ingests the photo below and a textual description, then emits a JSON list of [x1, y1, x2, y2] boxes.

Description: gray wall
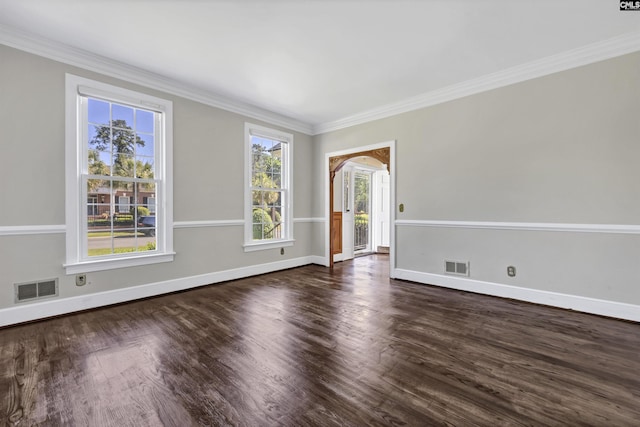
[[0, 45, 314, 311], [2, 43, 639, 318], [313, 52, 640, 305]]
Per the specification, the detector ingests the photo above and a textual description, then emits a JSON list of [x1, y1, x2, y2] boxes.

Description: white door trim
[[324, 140, 396, 277]]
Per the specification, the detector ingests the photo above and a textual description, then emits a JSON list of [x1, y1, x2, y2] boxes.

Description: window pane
[[87, 178, 105, 196], [110, 128, 136, 154], [87, 231, 114, 257], [135, 156, 155, 177], [252, 190, 263, 208], [88, 149, 111, 176], [113, 154, 135, 177], [112, 103, 134, 126], [252, 154, 265, 175], [272, 222, 282, 239], [136, 133, 154, 157], [88, 98, 110, 125], [252, 207, 267, 240], [113, 181, 132, 212], [147, 197, 156, 214], [89, 125, 111, 152], [136, 214, 156, 241], [136, 109, 154, 134], [137, 181, 156, 195], [271, 172, 281, 188], [136, 183, 156, 214], [136, 236, 157, 253]]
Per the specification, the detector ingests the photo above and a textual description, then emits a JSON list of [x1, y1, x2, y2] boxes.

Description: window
[[65, 74, 174, 273], [244, 123, 293, 251]]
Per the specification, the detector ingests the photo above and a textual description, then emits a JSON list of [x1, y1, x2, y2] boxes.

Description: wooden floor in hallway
[[1, 254, 639, 426]]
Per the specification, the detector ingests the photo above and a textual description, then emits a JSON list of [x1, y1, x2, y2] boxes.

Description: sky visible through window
[[87, 98, 155, 172]]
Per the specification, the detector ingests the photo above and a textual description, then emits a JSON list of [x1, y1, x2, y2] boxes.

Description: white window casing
[[64, 74, 174, 273], [244, 122, 294, 252]]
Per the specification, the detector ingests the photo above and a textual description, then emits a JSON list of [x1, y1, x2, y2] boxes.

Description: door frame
[[324, 140, 396, 277]]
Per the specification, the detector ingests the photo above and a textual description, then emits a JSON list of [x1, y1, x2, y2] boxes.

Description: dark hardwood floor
[[1, 254, 639, 426]]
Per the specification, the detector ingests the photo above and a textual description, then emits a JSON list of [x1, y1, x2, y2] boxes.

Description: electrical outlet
[[76, 274, 87, 286], [507, 266, 516, 277]]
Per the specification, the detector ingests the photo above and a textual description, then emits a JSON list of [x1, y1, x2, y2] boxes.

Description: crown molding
[[0, 24, 314, 135], [313, 30, 640, 135], [4, 24, 639, 138]]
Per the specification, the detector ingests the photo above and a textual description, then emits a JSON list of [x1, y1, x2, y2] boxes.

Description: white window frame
[[244, 123, 294, 252], [64, 74, 174, 274]]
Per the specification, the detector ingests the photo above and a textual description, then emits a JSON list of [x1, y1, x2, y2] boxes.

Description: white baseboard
[[308, 255, 328, 266], [0, 256, 316, 328], [5, 261, 635, 328], [394, 269, 640, 322]]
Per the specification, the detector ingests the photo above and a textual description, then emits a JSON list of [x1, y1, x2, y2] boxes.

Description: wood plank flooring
[[1, 254, 639, 426]]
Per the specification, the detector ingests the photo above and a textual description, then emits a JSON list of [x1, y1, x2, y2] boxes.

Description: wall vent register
[[445, 261, 470, 277], [15, 279, 59, 303]]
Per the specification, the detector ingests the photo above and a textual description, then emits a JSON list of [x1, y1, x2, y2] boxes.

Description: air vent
[[445, 260, 469, 277], [15, 279, 58, 303]]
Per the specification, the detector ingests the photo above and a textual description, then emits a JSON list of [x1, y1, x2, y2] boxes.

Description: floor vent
[[15, 279, 58, 303], [445, 261, 470, 277]]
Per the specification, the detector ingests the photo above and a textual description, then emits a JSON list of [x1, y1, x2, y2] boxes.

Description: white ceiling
[[1, 0, 639, 132]]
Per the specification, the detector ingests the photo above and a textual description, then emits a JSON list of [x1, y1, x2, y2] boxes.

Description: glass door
[[353, 170, 372, 254]]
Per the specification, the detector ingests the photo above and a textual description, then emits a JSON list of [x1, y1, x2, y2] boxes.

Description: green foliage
[[87, 214, 134, 228], [354, 213, 369, 225], [354, 172, 370, 214], [88, 247, 136, 256], [88, 242, 155, 257], [253, 208, 273, 239], [251, 142, 282, 208], [88, 119, 154, 181], [90, 119, 143, 170], [87, 150, 110, 191], [132, 206, 150, 217]]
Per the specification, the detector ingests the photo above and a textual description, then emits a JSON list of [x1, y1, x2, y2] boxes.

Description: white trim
[[63, 252, 175, 275], [244, 122, 294, 251], [308, 255, 328, 266], [293, 217, 324, 223], [65, 74, 174, 274], [324, 141, 396, 277], [0, 225, 66, 236], [0, 24, 313, 135], [394, 269, 640, 323], [314, 30, 640, 135], [0, 256, 317, 328], [174, 219, 244, 228], [4, 25, 639, 137], [395, 220, 640, 235], [0, 219, 322, 235], [243, 239, 295, 252]]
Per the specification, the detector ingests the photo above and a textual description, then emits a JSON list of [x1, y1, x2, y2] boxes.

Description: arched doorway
[[326, 142, 395, 271]]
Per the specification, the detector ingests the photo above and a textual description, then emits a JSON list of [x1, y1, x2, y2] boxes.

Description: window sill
[[243, 239, 295, 252], [64, 252, 175, 274]]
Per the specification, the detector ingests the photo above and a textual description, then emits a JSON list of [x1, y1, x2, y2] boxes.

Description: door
[[353, 169, 372, 254], [373, 169, 390, 250], [332, 212, 343, 254], [340, 166, 355, 261]]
